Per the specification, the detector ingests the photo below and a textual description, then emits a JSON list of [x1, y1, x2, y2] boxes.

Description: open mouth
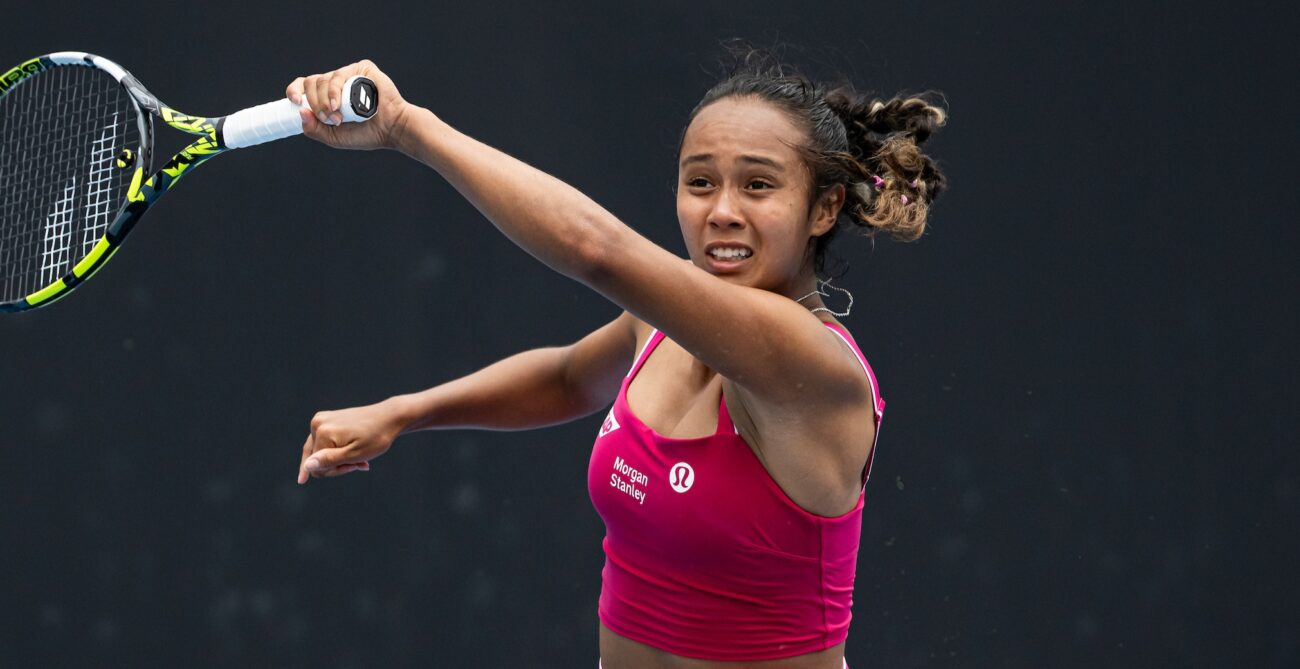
[[704, 247, 752, 272], [707, 247, 753, 261]]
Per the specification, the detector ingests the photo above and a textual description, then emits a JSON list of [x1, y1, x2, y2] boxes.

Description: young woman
[[291, 50, 946, 669]]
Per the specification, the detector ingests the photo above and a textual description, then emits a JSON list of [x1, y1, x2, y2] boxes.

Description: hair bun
[[821, 88, 948, 243], [827, 89, 946, 145]]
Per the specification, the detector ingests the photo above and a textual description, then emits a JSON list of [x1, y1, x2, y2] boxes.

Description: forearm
[[388, 346, 597, 434], [392, 105, 618, 284]]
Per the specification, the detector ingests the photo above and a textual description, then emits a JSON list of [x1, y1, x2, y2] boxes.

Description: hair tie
[[900, 195, 909, 205], [909, 179, 919, 188], [870, 175, 885, 189]]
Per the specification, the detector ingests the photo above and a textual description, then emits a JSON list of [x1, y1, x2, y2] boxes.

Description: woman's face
[[676, 96, 840, 296]]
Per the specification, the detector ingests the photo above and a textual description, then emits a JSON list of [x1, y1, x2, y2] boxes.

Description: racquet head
[[0, 52, 377, 313], [0, 55, 150, 312]]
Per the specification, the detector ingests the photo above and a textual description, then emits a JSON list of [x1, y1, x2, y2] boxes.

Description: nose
[[707, 187, 745, 229]]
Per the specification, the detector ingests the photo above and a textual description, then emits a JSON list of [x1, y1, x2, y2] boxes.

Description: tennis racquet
[[0, 51, 378, 313]]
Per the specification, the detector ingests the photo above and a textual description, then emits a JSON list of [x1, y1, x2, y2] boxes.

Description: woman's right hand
[[287, 59, 414, 152], [297, 398, 409, 484]]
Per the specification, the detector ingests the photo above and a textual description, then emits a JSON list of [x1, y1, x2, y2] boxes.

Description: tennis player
[[292, 48, 946, 669]]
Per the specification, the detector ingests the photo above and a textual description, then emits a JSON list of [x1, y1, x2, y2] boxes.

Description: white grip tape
[[222, 76, 373, 149], [222, 98, 306, 149]]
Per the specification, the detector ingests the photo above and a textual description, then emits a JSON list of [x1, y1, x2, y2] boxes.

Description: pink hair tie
[[900, 195, 909, 205], [870, 175, 885, 188], [909, 179, 919, 188]]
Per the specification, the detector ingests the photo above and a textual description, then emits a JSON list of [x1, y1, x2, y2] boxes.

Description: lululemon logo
[[669, 462, 694, 493], [598, 408, 620, 438]]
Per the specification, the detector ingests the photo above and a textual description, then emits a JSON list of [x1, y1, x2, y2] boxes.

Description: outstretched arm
[[298, 310, 637, 483], [290, 61, 868, 411]]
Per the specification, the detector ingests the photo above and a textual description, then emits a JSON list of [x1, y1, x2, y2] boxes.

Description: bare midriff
[[598, 622, 847, 669]]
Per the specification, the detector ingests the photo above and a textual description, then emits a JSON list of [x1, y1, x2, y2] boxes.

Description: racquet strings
[[0, 65, 140, 304]]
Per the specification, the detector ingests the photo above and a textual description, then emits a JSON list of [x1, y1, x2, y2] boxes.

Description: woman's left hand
[[297, 398, 407, 484]]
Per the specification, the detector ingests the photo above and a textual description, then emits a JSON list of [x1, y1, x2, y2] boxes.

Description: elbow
[[573, 214, 623, 286]]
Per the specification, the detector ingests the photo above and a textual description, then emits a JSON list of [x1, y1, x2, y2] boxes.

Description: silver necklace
[[794, 278, 854, 317]]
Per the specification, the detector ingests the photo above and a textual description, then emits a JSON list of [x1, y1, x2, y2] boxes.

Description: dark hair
[[680, 46, 948, 277]]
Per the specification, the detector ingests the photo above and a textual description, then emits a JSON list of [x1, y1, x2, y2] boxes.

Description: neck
[[791, 274, 853, 318], [786, 272, 826, 312]]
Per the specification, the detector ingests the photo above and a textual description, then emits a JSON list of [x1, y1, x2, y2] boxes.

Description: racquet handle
[[223, 75, 378, 149]]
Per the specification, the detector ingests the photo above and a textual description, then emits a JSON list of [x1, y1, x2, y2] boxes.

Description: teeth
[[709, 248, 752, 260]]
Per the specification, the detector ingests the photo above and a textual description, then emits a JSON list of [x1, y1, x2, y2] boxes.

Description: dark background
[[2, 1, 1296, 666]]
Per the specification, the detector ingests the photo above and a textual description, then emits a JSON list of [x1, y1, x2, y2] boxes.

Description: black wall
[[2, 1, 1295, 666]]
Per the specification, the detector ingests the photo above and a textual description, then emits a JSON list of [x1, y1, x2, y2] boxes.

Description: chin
[[715, 272, 758, 288]]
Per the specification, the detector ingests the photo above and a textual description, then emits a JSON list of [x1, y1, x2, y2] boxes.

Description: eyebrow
[[680, 153, 785, 171]]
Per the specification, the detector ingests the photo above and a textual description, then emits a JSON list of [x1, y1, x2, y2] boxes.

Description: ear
[[810, 183, 845, 237]]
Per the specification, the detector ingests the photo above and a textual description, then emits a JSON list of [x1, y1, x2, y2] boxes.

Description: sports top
[[587, 322, 884, 661]]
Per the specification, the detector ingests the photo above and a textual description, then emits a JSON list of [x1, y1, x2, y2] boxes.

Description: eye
[[686, 177, 712, 188], [747, 179, 773, 190]]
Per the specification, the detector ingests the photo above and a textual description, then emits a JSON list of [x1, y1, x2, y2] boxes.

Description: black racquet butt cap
[[350, 79, 378, 119]]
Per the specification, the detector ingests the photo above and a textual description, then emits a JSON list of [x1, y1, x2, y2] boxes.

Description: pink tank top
[[587, 322, 884, 661]]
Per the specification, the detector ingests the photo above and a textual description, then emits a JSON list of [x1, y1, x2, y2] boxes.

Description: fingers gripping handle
[[222, 75, 378, 149]]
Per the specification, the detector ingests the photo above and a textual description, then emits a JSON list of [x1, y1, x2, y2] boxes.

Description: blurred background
[[1, 0, 1295, 666]]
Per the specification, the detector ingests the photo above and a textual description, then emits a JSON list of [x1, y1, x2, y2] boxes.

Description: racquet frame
[[2, 51, 286, 312]]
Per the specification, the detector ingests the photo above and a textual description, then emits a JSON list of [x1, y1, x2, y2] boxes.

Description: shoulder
[[617, 312, 651, 357], [727, 319, 880, 513], [729, 318, 876, 421], [812, 318, 876, 400], [820, 320, 869, 374], [819, 319, 881, 408]]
